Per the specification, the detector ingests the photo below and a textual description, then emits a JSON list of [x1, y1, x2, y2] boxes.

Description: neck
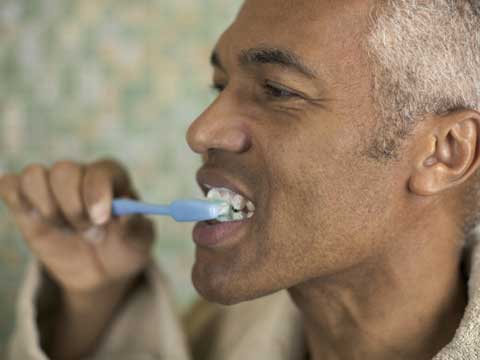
[[289, 217, 468, 360]]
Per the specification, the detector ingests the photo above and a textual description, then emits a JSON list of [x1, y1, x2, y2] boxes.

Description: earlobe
[[408, 111, 480, 196]]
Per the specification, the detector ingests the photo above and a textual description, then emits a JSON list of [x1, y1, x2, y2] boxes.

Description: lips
[[192, 219, 251, 248], [194, 167, 256, 248], [196, 168, 255, 204]]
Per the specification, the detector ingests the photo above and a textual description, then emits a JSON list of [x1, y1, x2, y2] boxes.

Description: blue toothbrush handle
[[112, 198, 227, 222], [169, 199, 226, 222], [112, 199, 170, 216]]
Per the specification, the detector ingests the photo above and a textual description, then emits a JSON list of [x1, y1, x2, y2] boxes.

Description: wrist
[[62, 274, 142, 314], [47, 274, 144, 359]]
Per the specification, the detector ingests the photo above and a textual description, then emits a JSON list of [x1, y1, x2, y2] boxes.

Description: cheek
[[191, 113, 394, 302], [264, 122, 341, 231], [262, 130, 391, 277]]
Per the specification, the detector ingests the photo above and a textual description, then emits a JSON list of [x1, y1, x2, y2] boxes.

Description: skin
[[0, 160, 154, 359], [1, 0, 480, 359]]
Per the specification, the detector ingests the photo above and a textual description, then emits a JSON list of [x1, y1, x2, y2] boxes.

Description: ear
[[408, 110, 480, 196]]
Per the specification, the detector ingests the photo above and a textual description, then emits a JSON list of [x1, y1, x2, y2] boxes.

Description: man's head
[[186, 0, 480, 305]]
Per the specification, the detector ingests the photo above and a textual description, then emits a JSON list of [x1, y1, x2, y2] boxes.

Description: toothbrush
[[111, 198, 232, 222]]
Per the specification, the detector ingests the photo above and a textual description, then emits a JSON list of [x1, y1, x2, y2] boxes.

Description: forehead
[[216, 0, 375, 83], [238, 0, 372, 25]]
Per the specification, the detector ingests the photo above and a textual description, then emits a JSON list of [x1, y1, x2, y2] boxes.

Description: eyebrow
[[210, 46, 318, 79]]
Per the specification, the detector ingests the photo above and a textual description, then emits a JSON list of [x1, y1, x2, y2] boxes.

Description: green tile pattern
[[0, 0, 241, 353]]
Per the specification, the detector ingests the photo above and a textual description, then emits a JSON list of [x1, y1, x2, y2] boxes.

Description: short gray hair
[[365, 0, 480, 234], [366, 0, 480, 159]]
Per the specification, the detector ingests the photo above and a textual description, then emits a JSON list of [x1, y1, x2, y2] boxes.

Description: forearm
[[46, 277, 139, 360]]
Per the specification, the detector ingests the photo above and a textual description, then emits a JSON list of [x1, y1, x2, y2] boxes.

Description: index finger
[[83, 159, 136, 225], [0, 173, 32, 214]]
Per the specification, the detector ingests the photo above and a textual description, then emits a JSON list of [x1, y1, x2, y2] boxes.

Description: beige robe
[[7, 229, 480, 359]]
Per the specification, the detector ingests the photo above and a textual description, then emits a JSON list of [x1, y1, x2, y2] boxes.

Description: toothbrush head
[[167, 199, 234, 222], [214, 201, 235, 222]]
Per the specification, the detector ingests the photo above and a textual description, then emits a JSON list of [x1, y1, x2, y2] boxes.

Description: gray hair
[[365, 0, 480, 234], [366, 0, 480, 235]]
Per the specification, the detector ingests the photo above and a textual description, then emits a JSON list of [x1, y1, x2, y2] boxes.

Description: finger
[[0, 173, 32, 214], [0, 173, 55, 242], [83, 159, 134, 226], [19, 164, 63, 224], [50, 160, 91, 231]]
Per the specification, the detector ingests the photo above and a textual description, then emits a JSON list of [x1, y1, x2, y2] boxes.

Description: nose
[[186, 96, 252, 155]]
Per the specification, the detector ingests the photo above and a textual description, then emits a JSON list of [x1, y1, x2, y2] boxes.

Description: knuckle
[[85, 165, 105, 183], [50, 160, 80, 180], [90, 158, 128, 179], [21, 164, 46, 185], [84, 172, 113, 198], [22, 164, 46, 178], [94, 157, 122, 169], [84, 159, 132, 206]]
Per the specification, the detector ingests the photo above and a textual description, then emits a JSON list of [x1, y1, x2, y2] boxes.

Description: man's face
[[187, 0, 406, 304]]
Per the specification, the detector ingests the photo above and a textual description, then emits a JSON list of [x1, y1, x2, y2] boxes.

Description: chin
[[192, 261, 288, 305], [191, 261, 268, 305], [191, 262, 242, 305]]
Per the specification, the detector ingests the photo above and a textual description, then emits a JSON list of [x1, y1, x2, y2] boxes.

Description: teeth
[[207, 188, 221, 201], [232, 212, 245, 221], [206, 186, 256, 222], [217, 188, 230, 202], [217, 211, 246, 223], [217, 215, 233, 223], [206, 187, 244, 204], [216, 202, 233, 221], [231, 194, 246, 211]]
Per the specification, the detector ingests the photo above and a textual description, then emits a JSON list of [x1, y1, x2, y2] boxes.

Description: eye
[[263, 82, 300, 100]]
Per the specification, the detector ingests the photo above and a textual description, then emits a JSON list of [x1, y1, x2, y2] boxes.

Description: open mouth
[[204, 185, 256, 223], [193, 184, 256, 248]]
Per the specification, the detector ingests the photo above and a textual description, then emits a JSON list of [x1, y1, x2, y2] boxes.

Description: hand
[[0, 159, 155, 294]]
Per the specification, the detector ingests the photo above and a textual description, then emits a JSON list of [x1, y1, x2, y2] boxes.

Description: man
[[2, 0, 480, 359]]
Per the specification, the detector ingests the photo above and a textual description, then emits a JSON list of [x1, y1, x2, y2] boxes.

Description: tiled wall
[[0, 0, 241, 353]]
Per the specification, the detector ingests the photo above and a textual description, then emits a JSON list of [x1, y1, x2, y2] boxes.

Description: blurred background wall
[[0, 0, 242, 353]]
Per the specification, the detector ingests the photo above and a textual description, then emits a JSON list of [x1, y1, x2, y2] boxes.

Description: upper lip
[[196, 168, 254, 202]]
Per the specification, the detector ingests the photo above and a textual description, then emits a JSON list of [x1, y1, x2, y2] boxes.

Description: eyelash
[[263, 83, 299, 100], [210, 82, 300, 100], [211, 83, 225, 92]]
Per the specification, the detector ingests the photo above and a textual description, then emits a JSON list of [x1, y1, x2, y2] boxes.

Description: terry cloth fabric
[[7, 228, 480, 359]]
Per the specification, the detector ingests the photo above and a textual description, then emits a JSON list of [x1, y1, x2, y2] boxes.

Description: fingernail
[[83, 226, 106, 244], [90, 202, 110, 225]]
